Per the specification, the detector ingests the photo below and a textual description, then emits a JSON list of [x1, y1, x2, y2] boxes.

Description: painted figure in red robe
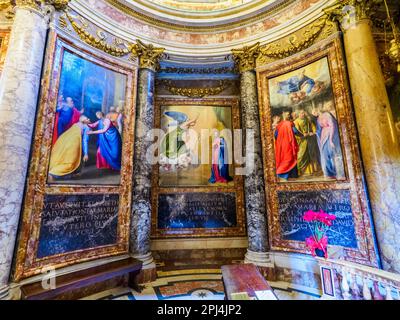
[[274, 110, 303, 180]]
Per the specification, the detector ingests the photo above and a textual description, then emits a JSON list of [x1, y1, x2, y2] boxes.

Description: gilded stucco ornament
[[259, 17, 335, 60], [231, 42, 260, 73], [324, 0, 383, 29], [63, 11, 133, 57], [131, 39, 165, 71], [159, 79, 229, 98]]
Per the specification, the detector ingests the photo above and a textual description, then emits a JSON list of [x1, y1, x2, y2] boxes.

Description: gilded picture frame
[[151, 98, 246, 238], [14, 31, 138, 281], [257, 35, 379, 267]]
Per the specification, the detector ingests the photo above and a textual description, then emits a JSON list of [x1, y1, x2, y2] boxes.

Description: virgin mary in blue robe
[[208, 136, 233, 184]]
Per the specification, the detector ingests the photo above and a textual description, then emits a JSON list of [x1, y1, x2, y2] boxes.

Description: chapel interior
[[0, 0, 400, 301]]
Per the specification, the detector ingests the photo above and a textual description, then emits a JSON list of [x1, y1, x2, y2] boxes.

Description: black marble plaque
[[278, 190, 357, 248], [158, 193, 237, 229], [37, 194, 119, 258]]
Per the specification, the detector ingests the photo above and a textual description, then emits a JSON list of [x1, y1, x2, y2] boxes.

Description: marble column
[[327, 1, 400, 273], [0, 1, 69, 299], [130, 40, 164, 282], [232, 43, 270, 266]]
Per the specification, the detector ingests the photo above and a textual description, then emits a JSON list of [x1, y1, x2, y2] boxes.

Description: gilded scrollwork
[[59, 12, 165, 68], [257, 17, 337, 66], [159, 79, 229, 98], [62, 11, 133, 58]]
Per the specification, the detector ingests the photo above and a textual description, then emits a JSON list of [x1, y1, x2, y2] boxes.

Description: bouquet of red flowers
[[303, 210, 336, 258]]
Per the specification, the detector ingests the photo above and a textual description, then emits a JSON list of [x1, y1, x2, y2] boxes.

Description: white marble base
[[244, 249, 274, 267], [132, 252, 156, 269]]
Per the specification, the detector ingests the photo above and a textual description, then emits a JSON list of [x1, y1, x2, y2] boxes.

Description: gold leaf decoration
[[64, 12, 133, 58], [257, 16, 337, 65], [160, 79, 229, 98]]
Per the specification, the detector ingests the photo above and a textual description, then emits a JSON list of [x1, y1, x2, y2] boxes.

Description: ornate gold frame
[[0, 29, 10, 73], [13, 31, 138, 281], [151, 98, 246, 239], [257, 35, 379, 267]]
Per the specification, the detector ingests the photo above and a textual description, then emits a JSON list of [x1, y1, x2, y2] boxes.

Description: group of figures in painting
[[269, 57, 345, 182], [48, 50, 128, 185]]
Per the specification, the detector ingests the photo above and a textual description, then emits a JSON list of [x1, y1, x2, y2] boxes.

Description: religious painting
[[14, 32, 137, 281], [321, 267, 335, 297], [152, 98, 246, 239], [48, 50, 127, 185], [159, 105, 234, 187], [268, 57, 346, 183], [257, 36, 379, 267]]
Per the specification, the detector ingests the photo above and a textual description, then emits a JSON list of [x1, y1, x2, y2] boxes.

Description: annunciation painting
[[257, 36, 379, 267], [48, 50, 127, 185], [152, 98, 246, 238], [269, 57, 345, 182], [159, 105, 234, 187]]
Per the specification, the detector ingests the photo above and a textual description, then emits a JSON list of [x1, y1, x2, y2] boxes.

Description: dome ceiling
[[72, 0, 330, 58], [103, 0, 296, 26], [145, 0, 257, 13]]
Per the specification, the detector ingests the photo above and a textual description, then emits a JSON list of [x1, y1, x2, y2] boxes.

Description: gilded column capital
[[131, 40, 165, 71], [231, 42, 260, 74], [324, 0, 382, 30]]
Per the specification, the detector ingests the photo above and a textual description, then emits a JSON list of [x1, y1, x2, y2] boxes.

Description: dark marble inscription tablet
[[37, 194, 119, 258], [278, 190, 357, 248], [158, 193, 237, 229]]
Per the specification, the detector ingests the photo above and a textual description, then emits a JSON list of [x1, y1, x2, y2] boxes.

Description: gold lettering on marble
[[231, 42, 260, 73]]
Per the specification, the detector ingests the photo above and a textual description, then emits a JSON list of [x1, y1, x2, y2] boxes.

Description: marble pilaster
[[328, 1, 400, 273], [0, 6, 50, 299], [130, 42, 164, 280], [130, 68, 156, 260], [232, 44, 269, 265]]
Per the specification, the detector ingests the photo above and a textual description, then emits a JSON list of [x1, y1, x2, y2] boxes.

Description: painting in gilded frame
[[269, 57, 346, 183], [152, 98, 246, 239], [159, 104, 234, 187], [257, 36, 379, 267], [13, 32, 137, 281], [48, 50, 127, 185]]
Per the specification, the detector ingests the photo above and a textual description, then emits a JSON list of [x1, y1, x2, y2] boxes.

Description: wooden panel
[[20, 257, 142, 300], [221, 264, 275, 300]]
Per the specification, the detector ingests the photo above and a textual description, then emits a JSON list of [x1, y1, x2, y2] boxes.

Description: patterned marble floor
[[82, 269, 321, 300]]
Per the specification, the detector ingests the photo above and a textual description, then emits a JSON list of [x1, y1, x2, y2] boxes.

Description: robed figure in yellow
[[48, 115, 91, 179], [293, 110, 321, 176]]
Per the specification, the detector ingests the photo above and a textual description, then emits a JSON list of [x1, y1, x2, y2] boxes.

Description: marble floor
[[81, 268, 321, 301]]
